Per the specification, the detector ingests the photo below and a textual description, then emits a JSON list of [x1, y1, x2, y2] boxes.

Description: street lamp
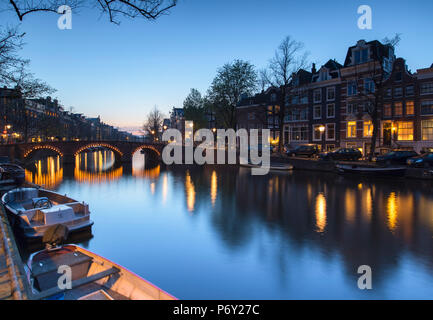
[[319, 125, 325, 133], [212, 128, 216, 133]]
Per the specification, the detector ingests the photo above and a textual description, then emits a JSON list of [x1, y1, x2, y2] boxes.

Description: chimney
[[312, 63, 317, 74]]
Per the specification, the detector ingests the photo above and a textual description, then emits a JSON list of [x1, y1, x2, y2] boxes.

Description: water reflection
[[74, 150, 123, 184], [315, 193, 327, 233], [23, 155, 433, 299], [25, 155, 63, 189]]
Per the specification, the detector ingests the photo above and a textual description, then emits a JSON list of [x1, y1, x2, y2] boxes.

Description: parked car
[[286, 144, 320, 158], [407, 152, 433, 167], [319, 148, 362, 161], [375, 150, 418, 166]]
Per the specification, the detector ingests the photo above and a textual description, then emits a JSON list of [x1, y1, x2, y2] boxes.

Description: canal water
[[22, 150, 433, 299]]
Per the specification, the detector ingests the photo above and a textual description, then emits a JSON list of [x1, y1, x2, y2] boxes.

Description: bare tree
[[263, 36, 309, 153], [4, 0, 177, 23], [144, 106, 164, 142]]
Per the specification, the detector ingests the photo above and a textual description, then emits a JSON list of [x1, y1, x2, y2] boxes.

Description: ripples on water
[[22, 150, 433, 299]]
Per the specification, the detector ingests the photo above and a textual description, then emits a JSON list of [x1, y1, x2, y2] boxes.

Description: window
[[395, 72, 402, 82], [397, 121, 414, 141], [354, 49, 368, 64], [406, 85, 414, 96], [313, 124, 323, 141], [291, 126, 308, 141], [292, 95, 299, 104], [363, 120, 373, 137], [364, 78, 375, 93], [326, 123, 335, 141], [406, 101, 415, 115], [385, 88, 392, 99], [327, 87, 335, 101], [421, 82, 433, 95], [422, 120, 433, 141], [248, 112, 255, 120], [327, 104, 335, 118], [347, 81, 357, 96], [347, 121, 357, 138], [314, 89, 322, 103], [347, 103, 355, 115], [394, 87, 403, 98], [314, 105, 322, 119], [421, 101, 433, 115], [270, 93, 277, 102], [394, 102, 403, 116], [384, 104, 392, 117], [300, 92, 308, 104]]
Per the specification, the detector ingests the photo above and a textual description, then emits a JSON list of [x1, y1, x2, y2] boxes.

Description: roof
[[343, 39, 394, 67]]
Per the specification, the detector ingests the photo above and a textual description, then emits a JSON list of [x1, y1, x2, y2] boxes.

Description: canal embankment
[[0, 204, 29, 300], [269, 155, 433, 180]]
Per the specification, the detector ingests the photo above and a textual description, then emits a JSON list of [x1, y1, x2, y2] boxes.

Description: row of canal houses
[[237, 39, 433, 155]]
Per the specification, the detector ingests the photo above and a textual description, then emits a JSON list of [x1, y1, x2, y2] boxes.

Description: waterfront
[[20, 150, 433, 299]]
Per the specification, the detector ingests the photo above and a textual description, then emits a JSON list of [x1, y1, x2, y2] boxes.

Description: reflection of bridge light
[[185, 171, 196, 213], [74, 151, 122, 184], [211, 170, 217, 207], [162, 174, 168, 204], [25, 155, 63, 189], [132, 165, 161, 179], [387, 192, 398, 231], [315, 193, 327, 233], [150, 182, 156, 195]]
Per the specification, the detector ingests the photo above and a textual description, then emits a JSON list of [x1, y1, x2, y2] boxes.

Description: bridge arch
[[23, 145, 64, 158], [74, 143, 124, 158], [132, 145, 161, 157]]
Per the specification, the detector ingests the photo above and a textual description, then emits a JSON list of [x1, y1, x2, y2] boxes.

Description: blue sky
[[1, 0, 432, 128]]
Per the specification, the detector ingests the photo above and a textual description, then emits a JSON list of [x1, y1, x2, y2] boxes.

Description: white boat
[[1, 187, 93, 241], [26, 244, 176, 300], [240, 162, 294, 171]]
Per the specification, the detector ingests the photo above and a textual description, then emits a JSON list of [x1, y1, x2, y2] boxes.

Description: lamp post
[[319, 125, 326, 151]]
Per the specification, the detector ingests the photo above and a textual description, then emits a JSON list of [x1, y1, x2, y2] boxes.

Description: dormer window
[[354, 48, 369, 65], [320, 70, 328, 81]]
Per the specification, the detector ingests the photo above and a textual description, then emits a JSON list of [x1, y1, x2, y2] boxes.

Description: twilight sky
[[1, 0, 432, 128]]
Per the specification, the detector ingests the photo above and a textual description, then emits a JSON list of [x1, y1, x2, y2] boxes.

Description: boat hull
[[27, 245, 176, 300], [2, 187, 93, 243], [336, 165, 407, 177]]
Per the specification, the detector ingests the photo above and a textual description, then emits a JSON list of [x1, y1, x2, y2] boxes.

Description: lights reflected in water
[[74, 150, 122, 184], [387, 192, 398, 231], [211, 170, 217, 207], [315, 193, 327, 233], [185, 171, 196, 213], [25, 155, 63, 189]]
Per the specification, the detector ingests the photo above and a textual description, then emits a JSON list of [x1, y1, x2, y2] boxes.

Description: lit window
[[397, 121, 414, 141], [422, 120, 433, 141], [347, 121, 357, 138], [406, 101, 414, 115], [363, 121, 373, 137], [394, 102, 403, 116], [384, 104, 392, 117]]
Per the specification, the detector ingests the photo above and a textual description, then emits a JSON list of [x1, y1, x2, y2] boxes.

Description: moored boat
[[1, 187, 93, 241], [240, 162, 294, 171], [26, 244, 176, 300], [0, 163, 25, 186], [336, 164, 407, 177]]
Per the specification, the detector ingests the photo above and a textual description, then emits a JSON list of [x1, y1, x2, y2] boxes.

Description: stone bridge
[[0, 141, 165, 164]]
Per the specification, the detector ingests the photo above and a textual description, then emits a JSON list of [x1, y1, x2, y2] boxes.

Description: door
[[383, 123, 392, 146]]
